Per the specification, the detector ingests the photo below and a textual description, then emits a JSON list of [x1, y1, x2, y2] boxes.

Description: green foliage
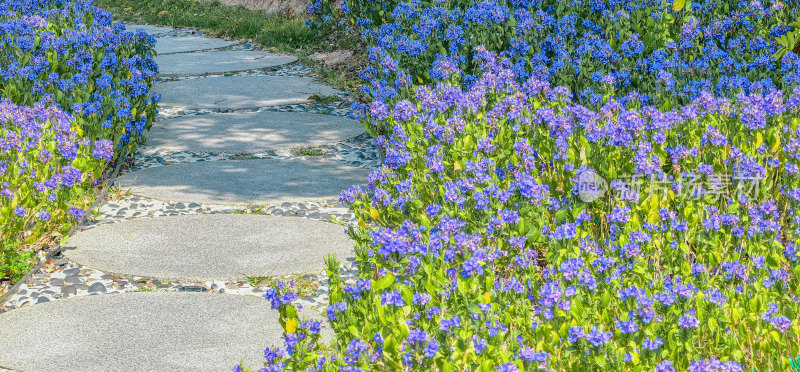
[[0, 1, 158, 282], [292, 147, 326, 156], [775, 19, 800, 61], [253, 63, 800, 371], [246, 275, 270, 287], [0, 239, 34, 282], [309, 94, 341, 104]]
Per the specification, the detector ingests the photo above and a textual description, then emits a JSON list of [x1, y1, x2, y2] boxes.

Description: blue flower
[[679, 309, 700, 329], [642, 337, 663, 351], [380, 290, 405, 307]]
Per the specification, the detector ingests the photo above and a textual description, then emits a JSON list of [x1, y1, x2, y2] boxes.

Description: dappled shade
[[156, 50, 297, 76], [116, 158, 370, 205], [144, 111, 363, 152], [154, 35, 238, 54], [155, 75, 342, 110]]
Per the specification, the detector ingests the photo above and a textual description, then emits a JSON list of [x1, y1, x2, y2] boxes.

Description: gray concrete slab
[[116, 158, 368, 205], [144, 111, 364, 152], [125, 24, 175, 36], [0, 292, 297, 371], [156, 50, 297, 76], [63, 214, 354, 280], [156, 35, 239, 54], [155, 75, 341, 110]]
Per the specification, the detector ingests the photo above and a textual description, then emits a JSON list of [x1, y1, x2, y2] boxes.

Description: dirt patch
[[309, 49, 354, 67]]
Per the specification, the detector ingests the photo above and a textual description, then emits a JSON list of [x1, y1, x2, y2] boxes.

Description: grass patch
[[308, 94, 341, 104], [245, 275, 270, 287], [292, 147, 326, 156], [96, 0, 363, 93], [246, 275, 318, 297]]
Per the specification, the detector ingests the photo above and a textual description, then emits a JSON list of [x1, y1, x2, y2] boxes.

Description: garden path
[[0, 25, 373, 371]]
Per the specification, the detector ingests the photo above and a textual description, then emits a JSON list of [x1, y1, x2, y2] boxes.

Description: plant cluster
[[240, 1, 800, 371], [0, 0, 159, 281], [313, 0, 800, 133]]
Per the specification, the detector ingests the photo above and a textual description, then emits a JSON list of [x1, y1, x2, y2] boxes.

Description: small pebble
[[63, 268, 80, 276], [179, 286, 207, 292], [61, 286, 77, 296], [88, 282, 107, 294]]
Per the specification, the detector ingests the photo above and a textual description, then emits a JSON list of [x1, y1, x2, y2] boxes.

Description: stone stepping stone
[[116, 158, 368, 205], [125, 24, 175, 36], [156, 50, 297, 76], [0, 292, 325, 371], [156, 75, 341, 110], [144, 111, 363, 153], [156, 35, 239, 54], [62, 214, 354, 280]]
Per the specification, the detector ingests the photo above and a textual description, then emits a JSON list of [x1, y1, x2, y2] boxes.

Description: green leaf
[[708, 317, 718, 332], [672, 0, 686, 11], [594, 355, 607, 368], [398, 284, 414, 304], [766, 252, 781, 270], [373, 272, 396, 291], [376, 297, 387, 323], [441, 360, 454, 372], [348, 325, 361, 337], [600, 290, 611, 308], [382, 335, 403, 369]]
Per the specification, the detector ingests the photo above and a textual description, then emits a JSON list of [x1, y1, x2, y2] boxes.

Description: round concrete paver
[[156, 50, 297, 76], [0, 292, 281, 371], [144, 111, 364, 152], [63, 214, 354, 280], [117, 158, 368, 205], [156, 35, 239, 54], [155, 75, 342, 110], [125, 24, 175, 36]]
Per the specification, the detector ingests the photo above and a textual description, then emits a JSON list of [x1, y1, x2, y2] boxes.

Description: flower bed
[[247, 1, 800, 371], [0, 0, 158, 282], [313, 0, 800, 134]]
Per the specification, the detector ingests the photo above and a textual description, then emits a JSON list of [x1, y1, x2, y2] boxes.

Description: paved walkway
[[0, 25, 371, 371]]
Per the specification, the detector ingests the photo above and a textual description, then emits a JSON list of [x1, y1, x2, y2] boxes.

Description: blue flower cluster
[[0, 0, 158, 280], [314, 0, 800, 129], [0, 0, 160, 148], [253, 59, 800, 372]]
